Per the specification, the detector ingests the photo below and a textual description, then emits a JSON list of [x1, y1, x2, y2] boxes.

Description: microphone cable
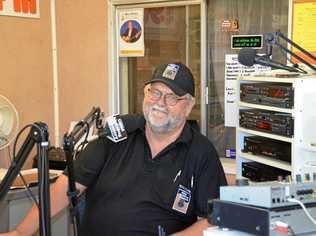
[[10, 124, 41, 208], [71, 121, 90, 160]]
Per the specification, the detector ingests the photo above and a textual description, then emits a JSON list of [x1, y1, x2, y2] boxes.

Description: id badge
[[172, 185, 191, 214]]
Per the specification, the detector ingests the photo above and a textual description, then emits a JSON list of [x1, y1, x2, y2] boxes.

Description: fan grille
[[0, 95, 19, 150]]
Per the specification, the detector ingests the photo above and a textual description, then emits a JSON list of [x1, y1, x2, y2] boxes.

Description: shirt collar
[[175, 122, 193, 147], [139, 115, 193, 146]]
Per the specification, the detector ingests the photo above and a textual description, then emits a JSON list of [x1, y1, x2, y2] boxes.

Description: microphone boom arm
[[266, 30, 316, 72], [63, 107, 102, 236], [0, 122, 51, 236]]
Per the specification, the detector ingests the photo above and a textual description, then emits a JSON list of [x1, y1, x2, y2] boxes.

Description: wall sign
[[0, 0, 40, 18], [231, 35, 263, 49], [221, 19, 239, 32], [118, 8, 144, 57], [292, 0, 316, 64], [224, 54, 270, 127]]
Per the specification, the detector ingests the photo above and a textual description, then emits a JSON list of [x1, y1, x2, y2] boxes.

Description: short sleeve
[[64, 138, 110, 187], [194, 145, 227, 217]]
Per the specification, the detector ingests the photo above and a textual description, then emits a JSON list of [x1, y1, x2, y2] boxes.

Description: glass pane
[[121, 5, 201, 124], [207, 0, 289, 157]]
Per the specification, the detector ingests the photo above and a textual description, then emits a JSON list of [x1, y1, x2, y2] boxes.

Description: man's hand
[[0, 230, 21, 236], [0, 175, 85, 236]]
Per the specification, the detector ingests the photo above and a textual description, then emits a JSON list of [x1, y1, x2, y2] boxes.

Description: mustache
[[150, 104, 168, 114]]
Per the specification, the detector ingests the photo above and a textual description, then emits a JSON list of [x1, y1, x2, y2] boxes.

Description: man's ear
[[144, 84, 150, 94], [185, 98, 196, 117]]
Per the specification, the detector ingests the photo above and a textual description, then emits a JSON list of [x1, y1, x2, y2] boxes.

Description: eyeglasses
[[146, 87, 187, 106]]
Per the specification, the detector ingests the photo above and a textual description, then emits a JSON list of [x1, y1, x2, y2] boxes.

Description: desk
[[220, 158, 236, 185], [204, 227, 255, 236], [0, 187, 70, 235], [0, 169, 69, 235]]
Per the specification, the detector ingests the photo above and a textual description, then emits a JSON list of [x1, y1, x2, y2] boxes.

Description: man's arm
[[0, 174, 86, 236], [171, 218, 210, 236]]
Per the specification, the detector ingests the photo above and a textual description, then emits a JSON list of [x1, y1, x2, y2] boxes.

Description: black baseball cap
[[145, 63, 195, 97]]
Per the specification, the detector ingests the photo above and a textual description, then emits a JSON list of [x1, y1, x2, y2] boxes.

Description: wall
[[56, 1, 108, 140], [0, 0, 108, 168], [0, 1, 53, 167]]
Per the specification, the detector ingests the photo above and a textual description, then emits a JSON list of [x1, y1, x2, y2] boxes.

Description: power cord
[[287, 198, 316, 225]]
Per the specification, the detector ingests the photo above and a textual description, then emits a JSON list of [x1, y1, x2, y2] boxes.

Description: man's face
[[143, 82, 194, 133], [128, 21, 133, 29]]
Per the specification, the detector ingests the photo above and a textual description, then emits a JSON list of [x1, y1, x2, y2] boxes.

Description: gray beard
[[143, 105, 184, 133]]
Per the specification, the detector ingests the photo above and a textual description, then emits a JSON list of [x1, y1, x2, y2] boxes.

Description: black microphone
[[97, 114, 140, 142], [238, 48, 301, 73]]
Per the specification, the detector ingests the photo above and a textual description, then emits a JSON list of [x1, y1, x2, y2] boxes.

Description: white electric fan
[[0, 95, 19, 150]]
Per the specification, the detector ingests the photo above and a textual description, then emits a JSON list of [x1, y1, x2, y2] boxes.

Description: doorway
[[109, 1, 205, 131]]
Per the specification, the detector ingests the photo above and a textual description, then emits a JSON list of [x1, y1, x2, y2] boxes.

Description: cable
[[18, 173, 39, 208], [287, 198, 316, 225], [7, 123, 50, 235], [35, 125, 50, 236], [11, 124, 45, 208], [72, 121, 90, 159], [288, 225, 296, 236], [12, 124, 34, 161], [6, 145, 39, 207]]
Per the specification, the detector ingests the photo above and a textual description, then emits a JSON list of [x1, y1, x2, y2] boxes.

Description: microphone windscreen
[[238, 48, 257, 66]]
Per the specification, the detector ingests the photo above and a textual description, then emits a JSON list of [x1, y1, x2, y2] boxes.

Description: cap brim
[[145, 79, 186, 96]]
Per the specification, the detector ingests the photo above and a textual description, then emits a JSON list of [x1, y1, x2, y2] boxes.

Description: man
[[121, 20, 141, 43], [1, 63, 226, 236]]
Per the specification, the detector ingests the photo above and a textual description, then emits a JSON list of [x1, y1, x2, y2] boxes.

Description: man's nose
[[156, 94, 167, 106]]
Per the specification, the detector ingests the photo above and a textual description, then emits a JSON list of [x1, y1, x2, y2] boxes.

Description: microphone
[[238, 48, 301, 73], [265, 33, 275, 56], [97, 114, 140, 142]]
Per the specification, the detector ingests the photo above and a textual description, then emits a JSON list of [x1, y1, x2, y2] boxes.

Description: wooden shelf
[[236, 75, 316, 180], [237, 127, 293, 143], [236, 74, 316, 180], [238, 102, 293, 114], [237, 152, 291, 172], [237, 75, 297, 83]]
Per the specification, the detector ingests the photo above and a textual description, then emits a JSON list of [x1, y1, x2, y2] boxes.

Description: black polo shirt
[[71, 114, 227, 236]]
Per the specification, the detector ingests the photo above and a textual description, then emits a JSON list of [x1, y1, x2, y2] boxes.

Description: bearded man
[[1, 63, 226, 236]]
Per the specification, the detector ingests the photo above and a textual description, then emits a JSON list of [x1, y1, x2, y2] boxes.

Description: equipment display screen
[[231, 35, 263, 49]]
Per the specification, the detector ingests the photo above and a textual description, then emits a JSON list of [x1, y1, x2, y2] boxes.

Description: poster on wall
[[118, 8, 144, 57], [292, 0, 316, 64], [224, 54, 271, 127], [0, 0, 40, 18]]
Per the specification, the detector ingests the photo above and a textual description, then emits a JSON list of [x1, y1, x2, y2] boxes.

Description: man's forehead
[[150, 82, 175, 94]]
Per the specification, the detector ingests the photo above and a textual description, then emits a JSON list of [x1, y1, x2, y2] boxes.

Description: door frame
[[107, 0, 208, 134]]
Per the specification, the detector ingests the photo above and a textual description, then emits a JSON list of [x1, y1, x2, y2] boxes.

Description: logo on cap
[[162, 64, 180, 80]]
